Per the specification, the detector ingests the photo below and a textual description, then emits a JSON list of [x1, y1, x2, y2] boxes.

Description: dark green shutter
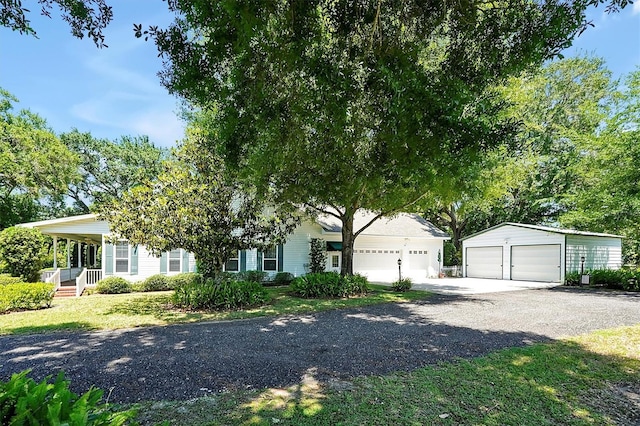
[[104, 243, 113, 275], [240, 250, 247, 272], [130, 245, 138, 275], [257, 251, 263, 272], [277, 244, 284, 272], [160, 252, 168, 274], [182, 250, 189, 272]]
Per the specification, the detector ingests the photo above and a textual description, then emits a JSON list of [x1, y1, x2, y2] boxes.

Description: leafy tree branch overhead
[[0, 0, 113, 46], [134, 0, 631, 275]]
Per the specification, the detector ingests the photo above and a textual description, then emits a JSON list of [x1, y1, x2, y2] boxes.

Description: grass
[[133, 324, 640, 425], [0, 285, 430, 335]]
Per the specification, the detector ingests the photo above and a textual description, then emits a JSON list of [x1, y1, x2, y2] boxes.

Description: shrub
[[0, 274, 24, 285], [141, 274, 171, 292], [290, 272, 369, 298], [272, 272, 295, 286], [0, 369, 136, 425], [167, 272, 203, 289], [564, 271, 580, 286], [95, 277, 132, 294], [309, 238, 326, 273], [0, 226, 46, 282], [237, 270, 268, 284], [172, 278, 268, 310], [391, 277, 413, 292], [0, 282, 54, 313], [564, 268, 640, 292]]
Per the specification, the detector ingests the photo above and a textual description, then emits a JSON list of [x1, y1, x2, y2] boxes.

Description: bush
[[95, 277, 132, 294], [172, 278, 268, 310], [0, 369, 136, 425], [0, 274, 24, 286], [309, 238, 326, 273], [272, 272, 295, 286], [0, 282, 54, 313], [167, 272, 203, 289], [141, 274, 171, 292], [391, 277, 413, 292], [290, 272, 370, 298], [237, 270, 268, 284], [0, 226, 46, 282], [564, 271, 580, 286], [564, 268, 640, 291], [343, 274, 370, 295]]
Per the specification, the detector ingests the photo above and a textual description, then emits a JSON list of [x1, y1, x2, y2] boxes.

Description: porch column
[[53, 236, 58, 269], [67, 239, 71, 269], [78, 242, 82, 269]]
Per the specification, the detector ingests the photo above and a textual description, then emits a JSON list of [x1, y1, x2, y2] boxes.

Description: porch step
[[55, 287, 78, 298]]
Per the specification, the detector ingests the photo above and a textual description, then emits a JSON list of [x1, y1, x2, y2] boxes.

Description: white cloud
[[633, 1, 640, 15]]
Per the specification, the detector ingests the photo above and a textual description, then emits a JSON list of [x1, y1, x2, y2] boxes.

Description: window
[[331, 255, 339, 268], [115, 241, 128, 273], [169, 249, 181, 272], [263, 246, 277, 271], [225, 250, 239, 272]]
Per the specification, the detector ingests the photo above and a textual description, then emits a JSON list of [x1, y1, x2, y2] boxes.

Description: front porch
[[21, 214, 109, 297]]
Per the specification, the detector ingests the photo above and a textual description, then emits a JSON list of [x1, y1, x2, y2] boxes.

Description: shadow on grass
[[3, 322, 96, 335], [136, 337, 640, 425]]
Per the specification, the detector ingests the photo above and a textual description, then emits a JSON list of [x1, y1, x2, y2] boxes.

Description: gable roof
[[461, 222, 623, 241], [316, 212, 450, 239]]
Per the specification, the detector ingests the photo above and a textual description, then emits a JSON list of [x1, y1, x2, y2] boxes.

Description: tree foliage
[[100, 125, 299, 276], [61, 130, 167, 213], [0, 226, 45, 281], [0, 89, 79, 229], [137, 0, 613, 275], [0, 0, 113, 47]]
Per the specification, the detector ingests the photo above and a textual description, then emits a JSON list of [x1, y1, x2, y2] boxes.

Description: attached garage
[[461, 223, 623, 283]]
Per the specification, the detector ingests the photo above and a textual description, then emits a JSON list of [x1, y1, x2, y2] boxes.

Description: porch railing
[[44, 268, 61, 293], [75, 268, 102, 297]]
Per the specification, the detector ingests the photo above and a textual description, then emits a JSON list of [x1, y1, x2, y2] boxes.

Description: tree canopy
[[138, 0, 622, 274], [61, 130, 167, 213], [0, 0, 113, 46], [100, 125, 299, 276], [0, 89, 78, 229]]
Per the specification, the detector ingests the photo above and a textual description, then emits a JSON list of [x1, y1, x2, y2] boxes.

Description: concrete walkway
[[378, 278, 559, 295]]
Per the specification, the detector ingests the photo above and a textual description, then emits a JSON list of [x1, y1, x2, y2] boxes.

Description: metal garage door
[[466, 246, 503, 279], [511, 245, 561, 282]]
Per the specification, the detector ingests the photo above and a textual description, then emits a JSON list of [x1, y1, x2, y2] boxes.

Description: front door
[[326, 252, 341, 272]]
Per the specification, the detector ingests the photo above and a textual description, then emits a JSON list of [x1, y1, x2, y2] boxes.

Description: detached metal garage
[[461, 223, 623, 283]]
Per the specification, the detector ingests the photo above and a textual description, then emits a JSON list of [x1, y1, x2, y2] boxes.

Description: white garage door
[[466, 246, 503, 279], [353, 248, 401, 281], [511, 245, 561, 282]]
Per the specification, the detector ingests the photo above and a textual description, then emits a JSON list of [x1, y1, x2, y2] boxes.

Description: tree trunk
[[340, 211, 355, 276]]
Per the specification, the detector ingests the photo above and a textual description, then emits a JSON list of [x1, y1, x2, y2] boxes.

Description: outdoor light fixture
[[397, 258, 402, 281], [580, 256, 586, 275]]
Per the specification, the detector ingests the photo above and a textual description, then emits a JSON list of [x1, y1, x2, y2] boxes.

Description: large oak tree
[[140, 0, 628, 275]]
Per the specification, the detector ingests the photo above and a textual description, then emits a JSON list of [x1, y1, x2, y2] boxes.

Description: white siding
[[38, 218, 110, 235], [566, 235, 622, 272], [282, 222, 326, 277], [462, 225, 565, 281]]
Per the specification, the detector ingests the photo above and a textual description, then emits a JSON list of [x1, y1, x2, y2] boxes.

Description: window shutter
[[182, 250, 189, 273], [257, 251, 263, 272], [160, 252, 168, 274], [277, 244, 284, 272], [130, 245, 138, 275], [104, 243, 113, 275], [240, 250, 247, 272]]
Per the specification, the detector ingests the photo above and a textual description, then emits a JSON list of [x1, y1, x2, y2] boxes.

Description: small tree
[[309, 238, 326, 274], [0, 226, 45, 281]]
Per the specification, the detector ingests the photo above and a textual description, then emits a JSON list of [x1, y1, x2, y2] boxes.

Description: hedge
[[565, 268, 640, 291], [0, 283, 54, 313], [290, 272, 370, 298], [172, 278, 268, 310]]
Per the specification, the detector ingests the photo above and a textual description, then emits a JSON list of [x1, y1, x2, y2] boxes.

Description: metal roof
[[461, 222, 623, 241]]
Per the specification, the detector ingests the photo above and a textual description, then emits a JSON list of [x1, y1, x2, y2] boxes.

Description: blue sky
[[1, 2, 638, 148]]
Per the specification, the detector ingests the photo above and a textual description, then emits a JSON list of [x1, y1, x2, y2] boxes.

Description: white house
[[461, 222, 623, 283], [20, 212, 448, 296]]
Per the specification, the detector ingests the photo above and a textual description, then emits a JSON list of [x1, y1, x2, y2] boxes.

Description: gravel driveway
[[1, 287, 639, 403]]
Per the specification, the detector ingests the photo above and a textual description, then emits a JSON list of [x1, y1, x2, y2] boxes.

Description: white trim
[[262, 246, 278, 272], [168, 248, 182, 274], [114, 240, 130, 274], [18, 214, 98, 228]]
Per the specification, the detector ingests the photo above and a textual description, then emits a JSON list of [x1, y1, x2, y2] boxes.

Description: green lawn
[[0, 285, 431, 335], [133, 324, 640, 425]]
